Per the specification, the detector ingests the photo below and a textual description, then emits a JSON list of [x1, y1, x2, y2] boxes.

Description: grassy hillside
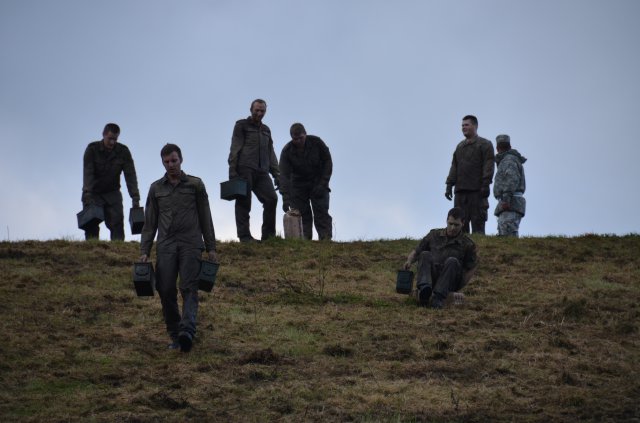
[[0, 235, 639, 422]]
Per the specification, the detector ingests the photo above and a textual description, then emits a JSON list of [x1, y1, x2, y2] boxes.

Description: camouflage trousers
[[497, 211, 522, 237]]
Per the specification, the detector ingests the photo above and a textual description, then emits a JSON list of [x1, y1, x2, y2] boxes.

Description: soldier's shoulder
[[477, 136, 493, 146], [460, 233, 476, 248], [86, 140, 102, 149], [185, 174, 204, 184]]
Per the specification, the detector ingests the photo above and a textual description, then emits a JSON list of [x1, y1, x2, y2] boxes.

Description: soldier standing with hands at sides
[[279, 123, 333, 240], [493, 134, 527, 237], [227, 99, 280, 243], [139, 144, 218, 353], [82, 123, 140, 240], [445, 115, 495, 234]]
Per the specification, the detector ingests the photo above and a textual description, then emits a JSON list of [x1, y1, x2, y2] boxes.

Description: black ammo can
[[198, 260, 219, 292], [133, 262, 155, 296], [220, 178, 248, 201], [129, 207, 145, 235], [76, 205, 104, 230], [396, 270, 414, 294]]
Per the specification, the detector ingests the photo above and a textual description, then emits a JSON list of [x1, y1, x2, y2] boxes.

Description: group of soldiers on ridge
[[81, 102, 527, 350]]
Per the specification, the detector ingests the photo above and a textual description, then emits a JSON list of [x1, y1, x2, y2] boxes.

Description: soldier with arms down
[[82, 123, 140, 240], [445, 115, 495, 234], [139, 144, 218, 352], [279, 123, 333, 240], [404, 207, 478, 309], [493, 134, 527, 237]]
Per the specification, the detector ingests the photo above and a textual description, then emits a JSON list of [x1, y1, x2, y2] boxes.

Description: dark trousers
[[235, 167, 278, 240], [291, 185, 332, 240], [156, 246, 201, 340], [416, 251, 465, 299], [454, 190, 487, 235], [82, 192, 124, 241]]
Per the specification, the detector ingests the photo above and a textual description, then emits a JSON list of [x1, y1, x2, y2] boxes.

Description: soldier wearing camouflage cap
[[493, 134, 527, 237]]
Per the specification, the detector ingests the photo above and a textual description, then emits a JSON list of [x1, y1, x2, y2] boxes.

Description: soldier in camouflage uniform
[[140, 144, 218, 352], [445, 115, 495, 234], [82, 123, 140, 240], [404, 207, 478, 309], [493, 134, 526, 237], [227, 99, 280, 242], [279, 123, 333, 240]]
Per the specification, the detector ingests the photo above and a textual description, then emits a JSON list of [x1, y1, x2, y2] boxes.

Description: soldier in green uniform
[[139, 144, 218, 352], [445, 115, 495, 234], [82, 123, 140, 240], [404, 207, 478, 309], [227, 99, 280, 242]]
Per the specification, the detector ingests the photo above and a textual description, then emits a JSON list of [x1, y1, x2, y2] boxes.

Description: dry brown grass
[[0, 235, 639, 422]]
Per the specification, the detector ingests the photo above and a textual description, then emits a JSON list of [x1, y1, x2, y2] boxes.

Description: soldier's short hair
[[290, 123, 306, 138], [496, 134, 511, 148], [250, 98, 267, 110], [161, 143, 182, 160], [462, 115, 478, 127], [103, 123, 120, 135], [447, 207, 465, 222]]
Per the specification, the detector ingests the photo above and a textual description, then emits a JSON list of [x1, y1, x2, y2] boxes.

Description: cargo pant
[[155, 246, 201, 341], [234, 166, 278, 241], [291, 184, 332, 240], [416, 251, 466, 299], [82, 190, 125, 241], [497, 211, 522, 237], [454, 190, 488, 235]]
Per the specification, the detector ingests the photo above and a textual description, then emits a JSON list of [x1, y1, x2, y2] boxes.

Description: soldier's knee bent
[[443, 257, 461, 269]]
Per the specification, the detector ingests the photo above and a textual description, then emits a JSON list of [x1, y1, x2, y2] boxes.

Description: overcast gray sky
[[1, 0, 639, 241]]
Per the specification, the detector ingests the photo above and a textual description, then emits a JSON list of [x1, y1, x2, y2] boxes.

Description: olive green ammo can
[[132, 262, 155, 296], [396, 270, 414, 295]]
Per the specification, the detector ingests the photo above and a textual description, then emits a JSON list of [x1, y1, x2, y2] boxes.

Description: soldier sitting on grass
[[403, 207, 478, 309]]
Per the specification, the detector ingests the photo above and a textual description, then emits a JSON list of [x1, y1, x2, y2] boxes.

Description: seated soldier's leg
[[416, 251, 435, 306], [431, 257, 463, 308]]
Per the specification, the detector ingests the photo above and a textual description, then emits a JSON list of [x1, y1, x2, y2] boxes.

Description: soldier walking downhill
[[81, 123, 140, 240], [139, 144, 218, 352], [445, 115, 495, 234], [493, 134, 527, 237]]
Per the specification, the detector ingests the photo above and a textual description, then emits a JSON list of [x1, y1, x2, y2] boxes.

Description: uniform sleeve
[[413, 232, 432, 256], [318, 139, 333, 188], [278, 146, 292, 201], [493, 159, 520, 204], [445, 149, 457, 187], [269, 134, 280, 178], [196, 180, 217, 252], [121, 146, 140, 202], [140, 184, 158, 256], [228, 122, 245, 177], [482, 141, 495, 189], [463, 241, 478, 271], [82, 145, 96, 201]]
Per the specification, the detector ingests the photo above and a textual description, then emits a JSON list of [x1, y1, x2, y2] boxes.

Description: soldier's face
[[446, 216, 464, 237], [250, 102, 267, 122], [102, 131, 118, 151], [292, 133, 306, 147], [461, 120, 477, 139], [162, 151, 182, 177]]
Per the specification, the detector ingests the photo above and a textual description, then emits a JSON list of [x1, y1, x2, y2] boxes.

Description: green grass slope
[[0, 236, 639, 422]]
